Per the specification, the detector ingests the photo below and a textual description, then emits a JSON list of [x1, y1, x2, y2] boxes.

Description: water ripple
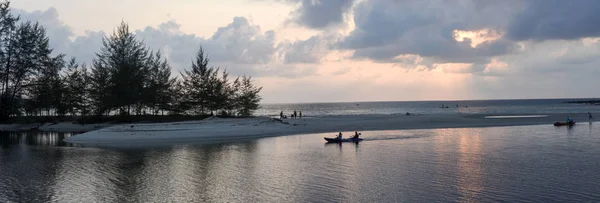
[[2, 124, 600, 202]]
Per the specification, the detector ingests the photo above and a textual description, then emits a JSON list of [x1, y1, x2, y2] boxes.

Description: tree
[[235, 76, 262, 117], [214, 69, 235, 116], [143, 51, 174, 115], [154, 54, 176, 115], [88, 59, 112, 116], [49, 57, 67, 116], [0, 10, 264, 121], [62, 58, 89, 116], [0, 0, 19, 120], [1, 16, 57, 119], [168, 79, 187, 115], [95, 21, 149, 116], [28, 50, 65, 116], [181, 46, 213, 115]]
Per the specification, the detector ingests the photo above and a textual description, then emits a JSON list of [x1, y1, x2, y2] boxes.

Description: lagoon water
[[2, 123, 600, 202]]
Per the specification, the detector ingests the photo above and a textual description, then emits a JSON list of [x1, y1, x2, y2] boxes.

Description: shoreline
[[0, 122, 114, 133], [61, 112, 594, 146]]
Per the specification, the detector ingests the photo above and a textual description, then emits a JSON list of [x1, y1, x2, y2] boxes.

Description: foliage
[[0, 1, 262, 123]]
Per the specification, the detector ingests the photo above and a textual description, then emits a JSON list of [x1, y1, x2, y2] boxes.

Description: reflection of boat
[[324, 137, 363, 143], [554, 121, 576, 126]]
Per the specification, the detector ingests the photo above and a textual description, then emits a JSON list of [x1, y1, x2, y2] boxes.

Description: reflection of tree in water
[[0, 134, 66, 202], [111, 150, 151, 202], [1, 135, 264, 202], [101, 141, 260, 202], [0, 131, 79, 147], [190, 141, 261, 202]]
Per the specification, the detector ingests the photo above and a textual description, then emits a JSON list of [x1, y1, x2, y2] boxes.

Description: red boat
[[554, 121, 576, 126]]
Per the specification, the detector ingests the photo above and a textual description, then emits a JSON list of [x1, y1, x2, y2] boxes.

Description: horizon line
[[259, 96, 600, 105]]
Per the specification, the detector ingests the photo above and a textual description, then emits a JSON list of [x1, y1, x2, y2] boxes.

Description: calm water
[[256, 98, 600, 117], [2, 124, 600, 202]]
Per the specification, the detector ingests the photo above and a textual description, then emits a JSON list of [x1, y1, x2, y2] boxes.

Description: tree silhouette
[[0, 1, 263, 123]]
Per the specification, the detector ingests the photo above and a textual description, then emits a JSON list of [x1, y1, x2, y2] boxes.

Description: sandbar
[[63, 112, 593, 147]]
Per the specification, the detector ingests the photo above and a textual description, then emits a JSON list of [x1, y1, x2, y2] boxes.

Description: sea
[[1, 98, 600, 202], [255, 98, 600, 117]]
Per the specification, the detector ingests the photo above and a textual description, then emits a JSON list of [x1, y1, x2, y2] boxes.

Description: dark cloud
[[335, 0, 522, 71], [335, 0, 600, 72], [286, 0, 355, 29], [506, 0, 600, 41]]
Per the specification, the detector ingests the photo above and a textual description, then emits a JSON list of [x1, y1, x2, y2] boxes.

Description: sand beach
[[61, 112, 593, 146]]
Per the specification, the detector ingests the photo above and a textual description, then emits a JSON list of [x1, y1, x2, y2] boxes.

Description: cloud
[[506, 0, 600, 42], [134, 17, 280, 66], [11, 7, 322, 78], [464, 38, 600, 99], [13, 8, 76, 55], [278, 34, 339, 64], [332, 0, 600, 73], [334, 0, 522, 71], [285, 0, 355, 29]]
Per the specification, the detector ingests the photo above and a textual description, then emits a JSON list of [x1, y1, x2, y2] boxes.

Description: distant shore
[[63, 112, 594, 147], [565, 100, 600, 105]]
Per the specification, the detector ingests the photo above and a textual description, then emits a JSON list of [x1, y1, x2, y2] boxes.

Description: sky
[[10, 0, 600, 103]]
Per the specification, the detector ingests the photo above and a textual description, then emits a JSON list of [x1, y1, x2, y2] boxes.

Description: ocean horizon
[[260, 97, 600, 105], [256, 97, 600, 117]]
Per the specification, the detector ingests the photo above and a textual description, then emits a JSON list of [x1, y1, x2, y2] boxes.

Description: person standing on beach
[[294, 110, 297, 119], [589, 112, 594, 121], [280, 111, 284, 119], [299, 111, 302, 118]]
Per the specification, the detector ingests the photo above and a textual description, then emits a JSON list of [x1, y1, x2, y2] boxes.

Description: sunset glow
[[12, 0, 600, 103]]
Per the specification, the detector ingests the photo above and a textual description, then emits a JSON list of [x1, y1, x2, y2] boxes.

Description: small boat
[[324, 137, 363, 143], [554, 121, 576, 126]]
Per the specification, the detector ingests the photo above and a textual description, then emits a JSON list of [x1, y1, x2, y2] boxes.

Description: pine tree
[[11, 21, 58, 117], [88, 59, 111, 116], [0, 0, 19, 121], [143, 51, 174, 115], [181, 46, 213, 115], [168, 79, 187, 115], [154, 53, 176, 115], [95, 21, 149, 116], [63, 57, 89, 116], [217, 69, 234, 116], [236, 76, 262, 117]]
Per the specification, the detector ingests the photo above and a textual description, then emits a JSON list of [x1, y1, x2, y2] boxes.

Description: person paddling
[[353, 131, 361, 139]]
